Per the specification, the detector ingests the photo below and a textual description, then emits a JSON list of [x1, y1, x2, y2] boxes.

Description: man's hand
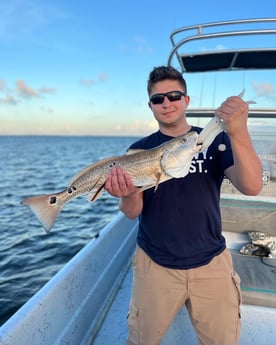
[[215, 96, 249, 137], [105, 167, 138, 197], [105, 167, 143, 219]]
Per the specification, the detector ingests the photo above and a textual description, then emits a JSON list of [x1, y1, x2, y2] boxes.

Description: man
[[105, 66, 263, 345]]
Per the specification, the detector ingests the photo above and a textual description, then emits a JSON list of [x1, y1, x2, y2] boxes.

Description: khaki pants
[[126, 246, 241, 345]]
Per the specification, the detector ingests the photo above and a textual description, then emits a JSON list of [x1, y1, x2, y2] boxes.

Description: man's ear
[[185, 95, 190, 108]]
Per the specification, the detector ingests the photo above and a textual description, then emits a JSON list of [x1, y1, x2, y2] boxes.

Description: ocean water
[[0, 135, 139, 326]]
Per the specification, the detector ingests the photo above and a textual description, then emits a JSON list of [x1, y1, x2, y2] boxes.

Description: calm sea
[[0, 135, 139, 326]]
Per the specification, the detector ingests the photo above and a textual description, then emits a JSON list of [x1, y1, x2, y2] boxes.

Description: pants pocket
[[232, 271, 242, 341], [127, 302, 139, 344], [232, 271, 242, 307]]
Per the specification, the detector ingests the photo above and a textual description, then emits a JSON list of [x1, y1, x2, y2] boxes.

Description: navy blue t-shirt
[[129, 126, 234, 269]]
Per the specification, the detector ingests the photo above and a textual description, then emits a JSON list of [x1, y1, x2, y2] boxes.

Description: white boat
[[1, 18, 276, 345]]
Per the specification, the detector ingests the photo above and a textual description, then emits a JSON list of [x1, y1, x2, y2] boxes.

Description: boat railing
[[167, 18, 276, 72], [185, 108, 276, 118]]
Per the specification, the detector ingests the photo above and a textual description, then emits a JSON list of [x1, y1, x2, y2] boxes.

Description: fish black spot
[[49, 196, 57, 204], [68, 185, 77, 194], [109, 161, 117, 168]]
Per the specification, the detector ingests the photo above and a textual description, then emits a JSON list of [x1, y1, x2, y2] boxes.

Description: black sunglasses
[[149, 90, 186, 105]]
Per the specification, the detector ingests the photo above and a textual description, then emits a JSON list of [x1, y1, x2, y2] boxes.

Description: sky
[[0, 0, 276, 136]]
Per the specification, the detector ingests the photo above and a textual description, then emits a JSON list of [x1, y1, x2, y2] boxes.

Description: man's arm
[[215, 96, 263, 196], [105, 167, 143, 218]]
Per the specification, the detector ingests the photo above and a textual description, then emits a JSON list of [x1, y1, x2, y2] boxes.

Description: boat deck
[[93, 262, 199, 345], [93, 254, 276, 345]]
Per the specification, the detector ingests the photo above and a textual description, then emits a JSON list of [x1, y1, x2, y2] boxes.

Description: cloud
[[80, 79, 95, 87], [0, 79, 56, 105], [97, 72, 108, 82], [0, 80, 5, 91], [0, 94, 18, 105], [252, 81, 274, 98], [40, 106, 53, 113], [38, 86, 56, 94], [16, 80, 39, 98], [200, 44, 226, 52], [118, 36, 153, 54], [15, 80, 56, 99], [80, 73, 108, 87], [133, 36, 153, 54]]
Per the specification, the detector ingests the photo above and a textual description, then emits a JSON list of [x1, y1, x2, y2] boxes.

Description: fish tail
[[21, 193, 65, 233], [238, 89, 256, 105], [197, 116, 224, 151]]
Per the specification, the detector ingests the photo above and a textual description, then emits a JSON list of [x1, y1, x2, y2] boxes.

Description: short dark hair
[[147, 66, 187, 95]]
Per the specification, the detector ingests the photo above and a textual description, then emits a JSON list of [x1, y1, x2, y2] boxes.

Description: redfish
[[22, 131, 201, 232]]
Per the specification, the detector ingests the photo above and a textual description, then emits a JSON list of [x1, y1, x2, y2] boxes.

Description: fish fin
[[139, 172, 163, 192], [87, 184, 105, 202], [86, 173, 106, 202], [21, 193, 65, 233], [139, 184, 156, 192], [153, 172, 162, 192], [124, 149, 146, 155], [69, 156, 120, 185]]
